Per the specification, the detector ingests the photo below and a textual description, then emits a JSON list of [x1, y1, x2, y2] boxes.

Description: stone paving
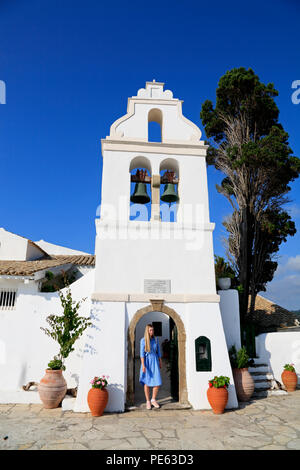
[[1, 391, 300, 450]]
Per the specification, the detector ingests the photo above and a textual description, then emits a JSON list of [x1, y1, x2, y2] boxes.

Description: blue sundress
[[139, 336, 162, 387]]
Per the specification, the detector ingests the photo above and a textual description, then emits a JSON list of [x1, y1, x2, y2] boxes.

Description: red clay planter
[[38, 370, 67, 409], [87, 388, 109, 416], [207, 386, 228, 414], [281, 370, 298, 392], [233, 368, 255, 401]]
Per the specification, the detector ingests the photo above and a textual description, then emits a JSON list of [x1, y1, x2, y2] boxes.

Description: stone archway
[[126, 300, 188, 406]]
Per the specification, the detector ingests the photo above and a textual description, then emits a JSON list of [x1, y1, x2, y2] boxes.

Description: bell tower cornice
[[101, 138, 208, 156]]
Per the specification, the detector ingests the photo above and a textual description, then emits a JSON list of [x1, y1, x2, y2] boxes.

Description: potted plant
[[38, 282, 92, 409], [281, 364, 298, 392], [207, 375, 230, 414], [214, 256, 235, 290], [229, 345, 254, 401], [87, 375, 109, 416]]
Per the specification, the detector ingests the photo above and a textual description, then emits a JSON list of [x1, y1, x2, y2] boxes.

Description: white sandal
[[151, 399, 160, 408], [146, 400, 152, 410]]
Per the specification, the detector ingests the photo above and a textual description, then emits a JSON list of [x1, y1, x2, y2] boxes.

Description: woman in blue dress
[[140, 323, 162, 409]]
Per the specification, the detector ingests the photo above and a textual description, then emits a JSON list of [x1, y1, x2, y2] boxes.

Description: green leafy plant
[[214, 255, 235, 279], [283, 363, 296, 372], [47, 356, 65, 371], [41, 285, 92, 370], [229, 345, 250, 369], [208, 376, 230, 388], [90, 375, 109, 390], [45, 271, 54, 281]]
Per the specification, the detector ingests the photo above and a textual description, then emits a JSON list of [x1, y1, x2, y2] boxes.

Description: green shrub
[[41, 285, 92, 370], [47, 356, 65, 370], [229, 345, 250, 368]]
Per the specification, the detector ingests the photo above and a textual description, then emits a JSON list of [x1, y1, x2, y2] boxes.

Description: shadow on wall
[[82, 302, 102, 357], [260, 334, 274, 381], [71, 373, 79, 387], [18, 362, 27, 388]]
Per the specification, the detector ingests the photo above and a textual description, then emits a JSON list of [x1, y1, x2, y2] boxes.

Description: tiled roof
[[0, 255, 95, 276], [248, 294, 299, 329], [52, 255, 95, 266]]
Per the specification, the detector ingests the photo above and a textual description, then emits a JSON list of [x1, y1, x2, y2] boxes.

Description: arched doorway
[[126, 302, 188, 407]]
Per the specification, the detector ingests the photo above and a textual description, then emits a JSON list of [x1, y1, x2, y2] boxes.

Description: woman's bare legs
[[144, 385, 151, 409], [151, 386, 160, 408], [144, 385, 150, 401]]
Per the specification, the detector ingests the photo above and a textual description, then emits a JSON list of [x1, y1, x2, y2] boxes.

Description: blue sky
[[0, 0, 300, 309]]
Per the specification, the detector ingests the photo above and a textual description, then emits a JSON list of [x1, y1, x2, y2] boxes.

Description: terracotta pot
[[87, 388, 109, 416], [38, 369, 67, 409], [281, 370, 298, 392], [233, 368, 255, 401], [207, 386, 228, 414]]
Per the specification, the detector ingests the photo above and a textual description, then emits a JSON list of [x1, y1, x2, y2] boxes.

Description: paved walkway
[[1, 391, 300, 450]]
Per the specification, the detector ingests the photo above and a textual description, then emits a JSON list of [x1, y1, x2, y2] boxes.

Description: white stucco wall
[[0, 228, 45, 261], [0, 228, 28, 261], [25, 242, 45, 261], [74, 300, 238, 413], [256, 331, 300, 386], [218, 289, 241, 351], [185, 302, 238, 410], [0, 271, 94, 392], [34, 239, 91, 256], [74, 300, 126, 413]]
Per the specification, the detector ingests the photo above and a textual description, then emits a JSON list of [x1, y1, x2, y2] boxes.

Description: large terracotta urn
[[233, 368, 254, 401], [281, 370, 298, 392], [87, 388, 109, 417], [38, 370, 67, 409], [207, 387, 228, 414]]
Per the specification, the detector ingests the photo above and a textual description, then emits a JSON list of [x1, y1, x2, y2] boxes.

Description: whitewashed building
[[3, 82, 298, 412]]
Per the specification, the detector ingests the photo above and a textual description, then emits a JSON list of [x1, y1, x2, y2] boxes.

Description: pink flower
[[106, 375, 110, 379]]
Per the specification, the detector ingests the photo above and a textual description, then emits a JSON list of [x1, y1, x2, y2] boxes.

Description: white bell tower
[[74, 81, 238, 413], [94, 80, 217, 298]]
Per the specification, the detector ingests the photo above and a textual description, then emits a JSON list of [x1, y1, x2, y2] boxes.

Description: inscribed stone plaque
[[144, 279, 171, 294]]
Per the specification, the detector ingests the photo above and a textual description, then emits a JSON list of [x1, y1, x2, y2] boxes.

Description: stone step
[[251, 371, 273, 377], [248, 362, 268, 368], [254, 380, 272, 389], [253, 374, 274, 382], [253, 389, 288, 398], [248, 365, 269, 374], [252, 389, 269, 399]]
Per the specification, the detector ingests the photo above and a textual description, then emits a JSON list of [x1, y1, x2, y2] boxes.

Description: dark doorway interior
[[134, 315, 179, 408]]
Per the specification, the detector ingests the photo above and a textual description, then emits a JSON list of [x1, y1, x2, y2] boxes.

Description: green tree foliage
[[41, 285, 92, 369], [200, 67, 300, 321]]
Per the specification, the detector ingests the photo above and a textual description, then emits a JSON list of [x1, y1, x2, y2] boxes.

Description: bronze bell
[[130, 183, 150, 204], [160, 183, 179, 204]]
